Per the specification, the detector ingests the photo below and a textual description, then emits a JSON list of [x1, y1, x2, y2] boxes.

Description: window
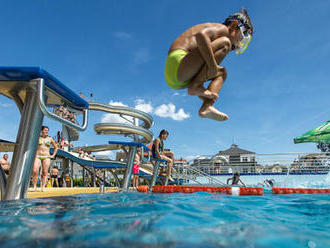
[[242, 157, 248, 162]]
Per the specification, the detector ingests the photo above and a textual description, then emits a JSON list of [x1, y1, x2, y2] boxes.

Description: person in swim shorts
[[50, 165, 59, 187], [32, 126, 58, 192], [0, 153, 11, 177], [227, 172, 246, 187], [165, 8, 254, 121], [132, 148, 141, 189]]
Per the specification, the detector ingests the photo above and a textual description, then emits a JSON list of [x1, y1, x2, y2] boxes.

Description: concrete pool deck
[[27, 187, 120, 198]]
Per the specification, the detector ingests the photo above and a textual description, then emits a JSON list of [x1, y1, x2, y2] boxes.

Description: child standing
[[132, 149, 141, 189]]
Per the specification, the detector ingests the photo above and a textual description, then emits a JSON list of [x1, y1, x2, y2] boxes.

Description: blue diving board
[[0, 66, 89, 109], [54, 149, 125, 169], [150, 158, 167, 167], [150, 158, 166, 163], [108, 141, 151, 151]]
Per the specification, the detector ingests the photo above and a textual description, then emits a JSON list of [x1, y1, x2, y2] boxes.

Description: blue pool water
[[0, 192, 329, 248]]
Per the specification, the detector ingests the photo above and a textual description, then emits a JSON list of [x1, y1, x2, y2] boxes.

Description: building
[[190, 144, 257, 174]]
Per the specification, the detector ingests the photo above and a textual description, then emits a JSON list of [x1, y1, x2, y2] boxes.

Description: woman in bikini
[[32, 126, 58, 191]]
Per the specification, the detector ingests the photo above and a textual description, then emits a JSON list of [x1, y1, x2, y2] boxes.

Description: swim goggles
[[235, 23, 251, 55]]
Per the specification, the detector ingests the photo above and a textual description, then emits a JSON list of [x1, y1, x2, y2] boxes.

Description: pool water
[[0, 192, 329, 248]]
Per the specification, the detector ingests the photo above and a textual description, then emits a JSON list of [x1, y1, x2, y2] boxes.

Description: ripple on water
[[0, 192, 329, 247]]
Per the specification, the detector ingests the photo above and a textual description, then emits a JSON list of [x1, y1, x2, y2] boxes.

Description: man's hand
[[207, 65, 225, 80]]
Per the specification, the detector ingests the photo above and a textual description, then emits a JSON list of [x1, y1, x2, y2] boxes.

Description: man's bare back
[[169, 23, 229, 53]]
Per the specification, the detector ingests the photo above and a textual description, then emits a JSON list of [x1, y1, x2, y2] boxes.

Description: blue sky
[[0, 0, 329, 161]]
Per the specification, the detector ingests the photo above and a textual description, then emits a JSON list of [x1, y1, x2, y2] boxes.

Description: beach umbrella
[[293, 120, 330, 144]]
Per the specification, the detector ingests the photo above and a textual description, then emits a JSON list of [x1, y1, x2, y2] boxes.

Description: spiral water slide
[[79, 102, 154, 189], [88, 101, 153, 144]]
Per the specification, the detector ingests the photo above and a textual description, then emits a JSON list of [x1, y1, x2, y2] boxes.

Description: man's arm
[[227, 178, 232, 184], [239, 179, 246, 187], [195, 27, 228, 79], [196, 31, 217, 70]]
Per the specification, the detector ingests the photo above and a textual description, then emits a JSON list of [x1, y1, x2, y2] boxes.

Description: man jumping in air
[[165, 8, 254, 121]]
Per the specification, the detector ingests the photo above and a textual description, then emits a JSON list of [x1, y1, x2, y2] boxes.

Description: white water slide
[[89, 101, 153, 144]]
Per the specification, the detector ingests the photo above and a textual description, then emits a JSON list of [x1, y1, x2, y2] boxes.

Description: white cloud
[[185, 155, 199, 162], [94, 150, 113, 156], [101, 100, 190, 123], [101, 101, 133, 124], [113, 31, 132, 39], [154, 103, 190, 121], [134, 99, 153, 113], [173, 92, 180, 96]]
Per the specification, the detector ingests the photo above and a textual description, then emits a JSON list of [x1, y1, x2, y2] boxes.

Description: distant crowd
[[54, 106, 77, 124]]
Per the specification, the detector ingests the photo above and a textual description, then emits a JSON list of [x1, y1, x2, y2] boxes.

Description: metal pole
[[82, 167, 85, 186], [150, 160, 161, 188], [99, 170, 105, 193], [92, 168, 96, 187], [122, 146, 137, 190], [4, 88, 44, 200], [164, 165, 169, 186]]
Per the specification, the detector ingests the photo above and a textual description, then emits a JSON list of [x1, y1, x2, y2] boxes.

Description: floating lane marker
[[272, 188, 330, 194], [231, 187, 240, 196], [137, 185, 263, 195]]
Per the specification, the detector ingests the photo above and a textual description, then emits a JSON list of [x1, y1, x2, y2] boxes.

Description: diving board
[[55, 149, 126, 169], [0, 67, 89, 201]]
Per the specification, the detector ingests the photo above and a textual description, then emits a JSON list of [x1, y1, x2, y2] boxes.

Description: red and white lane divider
[[272, 188, 330, 194], [137, 185, 263, 195]]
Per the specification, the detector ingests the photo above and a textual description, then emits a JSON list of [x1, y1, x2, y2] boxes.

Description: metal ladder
[[174, 164, 226, 186]]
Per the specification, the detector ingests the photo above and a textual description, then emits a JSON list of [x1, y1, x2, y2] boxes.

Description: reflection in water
[[0, 192, 329, 247]]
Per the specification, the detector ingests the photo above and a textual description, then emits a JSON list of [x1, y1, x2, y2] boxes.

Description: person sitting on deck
[[227, 172, 246, 187], [152, 129, 174, 182], [164, 8, 254, 121]]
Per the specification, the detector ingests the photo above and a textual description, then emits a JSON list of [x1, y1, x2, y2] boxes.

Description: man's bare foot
[[199, 106, 229, 122], [188, 86, 218, 100]]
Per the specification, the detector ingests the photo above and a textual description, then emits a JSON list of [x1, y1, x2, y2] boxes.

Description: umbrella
[[294, 120, 330, 144]]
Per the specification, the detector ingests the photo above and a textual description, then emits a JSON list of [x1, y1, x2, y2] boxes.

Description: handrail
[[174, 164, 226, 186], [37, 78, 88, 132]]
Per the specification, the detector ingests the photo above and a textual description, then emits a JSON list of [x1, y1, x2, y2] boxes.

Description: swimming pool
[[0, 192, 329, 247]]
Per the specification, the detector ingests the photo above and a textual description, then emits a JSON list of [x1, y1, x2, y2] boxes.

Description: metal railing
[[173, 163, 227, 186], [174, 153, 330, 183]]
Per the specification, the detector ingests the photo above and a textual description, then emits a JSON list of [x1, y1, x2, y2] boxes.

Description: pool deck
[[26, 187, 119, 198]]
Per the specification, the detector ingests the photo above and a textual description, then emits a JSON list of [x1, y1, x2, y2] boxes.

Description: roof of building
[[217, 144, 255, 156]]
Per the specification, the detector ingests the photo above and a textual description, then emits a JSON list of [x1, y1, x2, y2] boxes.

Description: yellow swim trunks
[[164, 49, 190, 89]]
